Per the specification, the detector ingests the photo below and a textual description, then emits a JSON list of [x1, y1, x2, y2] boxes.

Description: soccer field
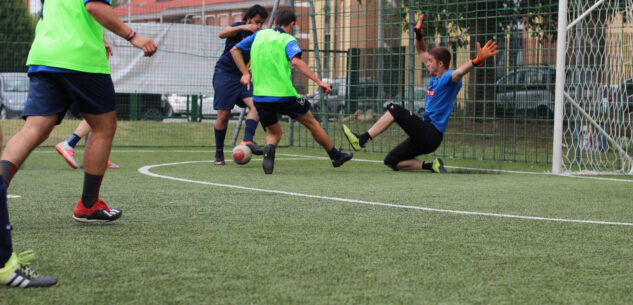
[[2, 147, 633, 304]]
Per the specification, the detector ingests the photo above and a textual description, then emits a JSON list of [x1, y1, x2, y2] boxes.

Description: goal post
[[553, 0, 633, 175]]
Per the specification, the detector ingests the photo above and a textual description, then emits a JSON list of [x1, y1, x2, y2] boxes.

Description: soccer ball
[[232, 144, 252, 165]]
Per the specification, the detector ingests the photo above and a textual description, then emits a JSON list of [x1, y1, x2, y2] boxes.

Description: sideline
[[138, 160, 633, 227]]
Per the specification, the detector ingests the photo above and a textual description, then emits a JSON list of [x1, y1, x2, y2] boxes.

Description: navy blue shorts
[[213, 72, 253, 110], [254, 97, 311, 127], [23, 72, 116, 124]]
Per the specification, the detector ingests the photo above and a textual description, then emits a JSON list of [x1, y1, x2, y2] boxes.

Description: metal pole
[[202, 0, 205, 25], [377, 0, 384, 105], [552, 0, 568, 174], [308, 0, 326, 128], [128, 0, 131, 23], [269, 0, 281, 28], [407, 0, 415, 111]]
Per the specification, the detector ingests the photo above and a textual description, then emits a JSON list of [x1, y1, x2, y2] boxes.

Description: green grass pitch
[[3, 147, 633, 304]]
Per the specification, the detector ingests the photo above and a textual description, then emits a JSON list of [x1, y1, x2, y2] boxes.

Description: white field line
[[34, 149, 633, 182], [138, 160, 633, 227]]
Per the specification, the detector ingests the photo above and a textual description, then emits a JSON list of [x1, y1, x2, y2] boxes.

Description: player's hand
[[472, 40, 499, 66], [243, 24, 259, 32], [241, 74, 252, 90], [130, 34, 158, 57], [104, 40, 113, 59], [415, 14, 425, 32], [318, 81, 332, 96], [414, 14, 425, 40]]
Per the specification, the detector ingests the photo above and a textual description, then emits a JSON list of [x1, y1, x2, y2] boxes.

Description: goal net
[[554, 0, 633, 175]]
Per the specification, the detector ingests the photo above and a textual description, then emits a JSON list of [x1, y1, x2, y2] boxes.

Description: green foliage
[[0, 0, 34, 72]]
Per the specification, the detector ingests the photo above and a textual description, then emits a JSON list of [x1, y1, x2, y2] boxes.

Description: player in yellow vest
[[231, 8, 353, 174], [1, 0, 156, 288]]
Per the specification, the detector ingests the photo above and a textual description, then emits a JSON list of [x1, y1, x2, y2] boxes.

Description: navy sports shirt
[[214, 22, 256, 75]]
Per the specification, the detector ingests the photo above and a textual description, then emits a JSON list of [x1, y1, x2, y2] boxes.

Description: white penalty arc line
[[138, 160, 633, 227]]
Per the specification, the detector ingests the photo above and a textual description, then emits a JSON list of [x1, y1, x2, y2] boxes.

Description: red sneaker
[[73, 199, 122, 223], [55, 142, 78, 169]]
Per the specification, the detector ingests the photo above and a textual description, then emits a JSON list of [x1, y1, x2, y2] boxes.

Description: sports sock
[[0, 160, 18, 188], [0, 179, 12, 267], [243, 119, 258, 142], [327, 147, 342, 160], [359, 132, 372, 147], [214, 128, 227, 158], [81, 173, 103, 209], [422, 161, 433, 170], [67, 133, 81, 148]]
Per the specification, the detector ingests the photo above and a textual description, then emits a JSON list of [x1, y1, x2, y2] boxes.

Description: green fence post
[[346, 48, 360, 113], [190, 95, 198, 122], [130, 93, 138, 121]]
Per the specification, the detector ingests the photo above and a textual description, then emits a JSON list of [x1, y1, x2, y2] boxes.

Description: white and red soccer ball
[[232, 144, 252, 165]]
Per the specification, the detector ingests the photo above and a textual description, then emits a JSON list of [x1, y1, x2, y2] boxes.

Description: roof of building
[[113, 0, 244, 17]]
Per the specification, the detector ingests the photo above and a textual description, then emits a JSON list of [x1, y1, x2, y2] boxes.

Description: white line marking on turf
[[35, 150, 633, 182], [138, 160, 633, 226], [8, 195, 21, 199]]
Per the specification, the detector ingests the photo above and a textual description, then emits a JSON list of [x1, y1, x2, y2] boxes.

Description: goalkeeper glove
[[414, 14, 425, 41], [472, 40, 499, 67]]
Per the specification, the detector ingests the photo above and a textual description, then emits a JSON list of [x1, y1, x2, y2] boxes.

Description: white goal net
[[553, 0, 633, 175]]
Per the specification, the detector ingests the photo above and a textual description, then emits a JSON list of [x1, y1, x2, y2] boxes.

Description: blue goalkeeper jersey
[[422, 70, 462, 133]]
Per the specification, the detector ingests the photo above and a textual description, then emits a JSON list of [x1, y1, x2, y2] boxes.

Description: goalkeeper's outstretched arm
[[414, 15, 428, 62], [451, 40, 499, 83]]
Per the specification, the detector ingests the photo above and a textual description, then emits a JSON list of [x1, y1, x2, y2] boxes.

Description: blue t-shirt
[[235, 27, 302, 102], [29, 0, 111, 74], [214, 22, 257, 75], [422, 70, 462, 133]]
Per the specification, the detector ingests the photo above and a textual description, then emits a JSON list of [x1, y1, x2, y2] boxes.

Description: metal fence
[[1, 0, 629, 164]]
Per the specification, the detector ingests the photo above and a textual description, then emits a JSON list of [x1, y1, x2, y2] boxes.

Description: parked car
[[382, 87, 427, 114], [163, 94, 242, 116], [0, 72, 29, 119], [495, 67, 556, 115], [308, 77, 381, 119]]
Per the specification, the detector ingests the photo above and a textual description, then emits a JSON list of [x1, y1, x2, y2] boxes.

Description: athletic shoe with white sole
[[262, 144, 275, 174], [342, 124, 363, 151], [431, 158, 447, 173], [241, 140, 263, 155], [0, 251, 57, 288], [73, 199, 122, 223], [55, 141, 78, 169], [106, 160, 120, 169], [213, 154, 225, 165]]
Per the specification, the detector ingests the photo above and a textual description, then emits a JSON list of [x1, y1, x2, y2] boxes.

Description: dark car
[[0, 73, 29, 119], [495, 67, 556, 115]]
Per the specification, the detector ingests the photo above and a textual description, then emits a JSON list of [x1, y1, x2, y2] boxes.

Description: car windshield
[[3, 77, 29, 92]]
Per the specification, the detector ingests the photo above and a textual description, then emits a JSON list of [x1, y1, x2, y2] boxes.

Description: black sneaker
[[262, 144, 275, 174], [214, 154, 225, 165], [241, 140, 263, 155], [73, 199, 122, 223], [1, 251, 58, 288], [332, 151, 353, 167]]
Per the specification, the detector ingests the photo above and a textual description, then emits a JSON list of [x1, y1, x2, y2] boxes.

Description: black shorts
[[383, 103, 443, 169], [22, 72, 116, 125], [254, 97, 311, 127]]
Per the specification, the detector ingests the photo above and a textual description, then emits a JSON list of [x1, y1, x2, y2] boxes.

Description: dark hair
[[243, 4, 268, 22], [275, 8, 296, 26], [429, 47, 451, 68]]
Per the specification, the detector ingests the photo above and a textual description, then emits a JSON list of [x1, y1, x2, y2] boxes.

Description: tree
[[0, 0, 34, 72]]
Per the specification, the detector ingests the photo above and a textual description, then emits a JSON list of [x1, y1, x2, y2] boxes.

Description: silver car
[[0, 72, 29, 119], [495, 67, 556, 115]]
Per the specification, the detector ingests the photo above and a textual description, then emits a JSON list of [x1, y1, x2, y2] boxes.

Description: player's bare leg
[[240, 97, 263, 155], [2, 115, 57, 169], [296, 111, 353, 168]]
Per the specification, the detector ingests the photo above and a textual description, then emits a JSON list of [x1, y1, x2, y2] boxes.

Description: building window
[[206, 15, 215, 26], [218, 14, 230, 26], [232, 12, 243, 23]]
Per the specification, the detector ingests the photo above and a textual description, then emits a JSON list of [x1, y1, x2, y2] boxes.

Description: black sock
[[422, 161, 433, 170], [0, 179, 12, 266], [0, 160, 18, 188], [81, 173, 103, 209], [359, 132, 372, 147], [327, 147, 341, 160]]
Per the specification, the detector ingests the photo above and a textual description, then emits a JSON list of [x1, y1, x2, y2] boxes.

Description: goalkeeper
[[343, 14, 498, 173]]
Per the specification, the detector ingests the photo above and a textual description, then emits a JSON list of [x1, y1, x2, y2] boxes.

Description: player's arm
[[414, 15, 429, 62], [451, 40, 499, 83], [219, 24, 258, 39], [291, 57, 331, 95], [85, 1, 157, 57], [230, 46, 251, 89]]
